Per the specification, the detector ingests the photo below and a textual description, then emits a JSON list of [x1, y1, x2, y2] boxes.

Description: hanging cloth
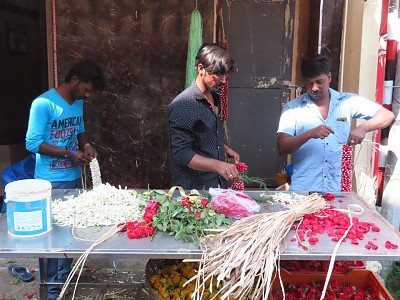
[[185, 9, 203, 88]]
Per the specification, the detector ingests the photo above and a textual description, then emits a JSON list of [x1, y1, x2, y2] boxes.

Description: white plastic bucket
[[5, 179, 52, 237]]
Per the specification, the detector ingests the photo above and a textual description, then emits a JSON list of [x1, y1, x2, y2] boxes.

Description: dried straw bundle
[[190, 193, 328, 300]]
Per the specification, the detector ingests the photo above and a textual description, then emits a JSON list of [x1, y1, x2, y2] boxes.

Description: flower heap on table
[[291, 193, 398, 251], [119, 190, 231, 243]]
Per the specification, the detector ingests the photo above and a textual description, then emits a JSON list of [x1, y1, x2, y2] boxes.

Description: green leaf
[[216, 215, 223, 226], [175, 229, 185, 240]]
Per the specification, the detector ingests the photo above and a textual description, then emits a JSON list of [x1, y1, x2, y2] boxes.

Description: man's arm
[[277, 125, 335, 155], [37, 142, 71, 158], [349, 107, 395, 144], [188, 154, 239, 181]]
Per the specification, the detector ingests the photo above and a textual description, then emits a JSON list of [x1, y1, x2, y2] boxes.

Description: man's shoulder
[[33, 89, 57, 103], [285, 93, 308, 107], [169, 86, 199, 107], [330, 89, 359, 102]]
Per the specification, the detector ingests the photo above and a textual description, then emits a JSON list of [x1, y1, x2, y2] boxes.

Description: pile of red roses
[[119, 198, 160, 239], [272, 280, 381, 300]]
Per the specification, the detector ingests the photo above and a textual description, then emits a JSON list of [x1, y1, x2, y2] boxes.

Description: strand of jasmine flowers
[[90, 158, 102, 188]]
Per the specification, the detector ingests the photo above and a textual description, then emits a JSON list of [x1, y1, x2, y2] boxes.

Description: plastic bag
[[1, 154, 36, 212], [209, 188, 260, 219]]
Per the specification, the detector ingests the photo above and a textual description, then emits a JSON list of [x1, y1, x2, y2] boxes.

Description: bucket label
[[13, 210, 43, 231], [7, 197, 51, 237]]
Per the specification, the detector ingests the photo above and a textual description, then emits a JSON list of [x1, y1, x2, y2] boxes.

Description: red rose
[[235, 162, 248, 172], [201, 198, 209, 207]]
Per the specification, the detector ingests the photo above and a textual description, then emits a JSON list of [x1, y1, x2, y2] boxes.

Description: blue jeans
[[42, 178, 82, 299]]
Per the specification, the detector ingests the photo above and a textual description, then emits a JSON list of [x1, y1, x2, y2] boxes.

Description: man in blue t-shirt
[[26, 59, 105, 299], [277, 55, 394, 192]]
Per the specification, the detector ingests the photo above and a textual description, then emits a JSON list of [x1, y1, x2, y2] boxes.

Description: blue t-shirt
[[26, 88, 85, 182], [277, 88, 381, 192]]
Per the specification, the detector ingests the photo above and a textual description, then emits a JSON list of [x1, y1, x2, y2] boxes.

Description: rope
[[52, 0, 58, 87], [320, 204, 363, 299], [185, 9, 203, 88]]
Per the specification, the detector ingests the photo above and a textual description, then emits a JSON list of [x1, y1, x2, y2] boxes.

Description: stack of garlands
[[120, 190, 232, 243]]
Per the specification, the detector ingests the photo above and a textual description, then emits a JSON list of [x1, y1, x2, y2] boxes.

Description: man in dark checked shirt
[[167, 43, 240, 190]]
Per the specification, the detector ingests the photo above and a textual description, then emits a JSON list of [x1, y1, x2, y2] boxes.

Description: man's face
[[303, 72, 331, 102], [70, 77, 95, 101], [202, 70, 228, 93]]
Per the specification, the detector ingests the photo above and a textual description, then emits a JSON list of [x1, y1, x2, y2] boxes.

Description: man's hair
[[64, 59, 105, 91], [195, 43, 236, 75], [301, 54, 331, 78]]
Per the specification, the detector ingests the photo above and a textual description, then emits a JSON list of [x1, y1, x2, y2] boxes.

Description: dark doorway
[[222, 0, 294, 187], [0, 1, 48, 141], [0, 1, 48, 201]]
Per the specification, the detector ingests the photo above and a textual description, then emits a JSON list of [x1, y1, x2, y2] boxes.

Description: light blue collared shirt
[[277, 88, 381, 192]]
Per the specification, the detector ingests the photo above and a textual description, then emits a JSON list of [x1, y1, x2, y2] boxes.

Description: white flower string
[[261, 191, 308, 208], [89, 158, 102, 188]]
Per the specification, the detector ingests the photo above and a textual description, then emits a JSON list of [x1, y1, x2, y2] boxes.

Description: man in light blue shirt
[[277, 55, 394, 192]]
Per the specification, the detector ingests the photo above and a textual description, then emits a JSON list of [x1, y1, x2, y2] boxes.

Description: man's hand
[[347, 126, 367, 145], [216, 160, 240, 181], [309, 125, 335, 139], [83, 143, 98, 159], [277, 125, 334, 155], [71, 150, 92, 165], [188, 154, 239, 181]]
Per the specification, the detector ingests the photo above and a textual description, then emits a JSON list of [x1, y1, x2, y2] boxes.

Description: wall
[[53, 0, 214, 189]]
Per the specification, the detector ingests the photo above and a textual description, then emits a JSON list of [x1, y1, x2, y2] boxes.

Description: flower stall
[[1, 187, 400, 299]]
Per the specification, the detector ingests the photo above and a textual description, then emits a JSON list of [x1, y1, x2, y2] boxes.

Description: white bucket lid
[[5, 179, 52, 196]]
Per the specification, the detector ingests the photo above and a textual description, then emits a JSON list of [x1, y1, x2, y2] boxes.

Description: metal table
[[1, 190, 400, 260], [1, 189, 400, 299]]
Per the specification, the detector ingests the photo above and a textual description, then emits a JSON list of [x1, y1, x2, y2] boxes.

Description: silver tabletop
[[0, 190, 399, 260]]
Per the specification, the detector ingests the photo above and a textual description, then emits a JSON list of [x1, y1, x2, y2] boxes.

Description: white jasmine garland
[[89, 158, 102, 187]]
